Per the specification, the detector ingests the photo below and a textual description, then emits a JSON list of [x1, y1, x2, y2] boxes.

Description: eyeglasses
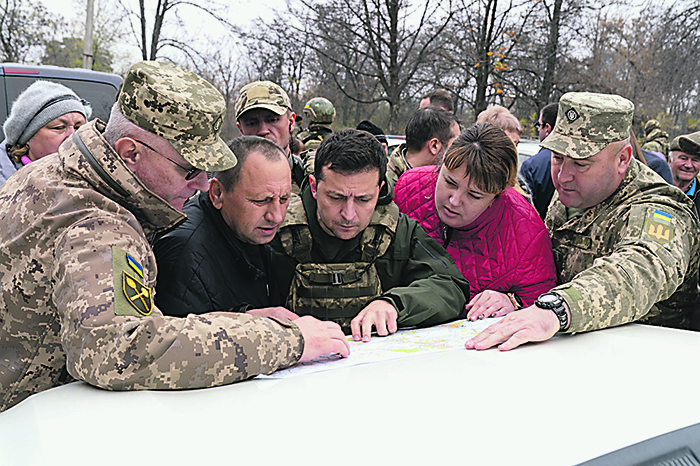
[[133, 139, 203, 181], [535, 122, 542, 130]]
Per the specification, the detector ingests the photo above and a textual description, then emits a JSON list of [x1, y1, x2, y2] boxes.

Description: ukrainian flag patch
[[644, 209, 675, 244], [126, 253, 143, 278], [652, 209, 673, 225]]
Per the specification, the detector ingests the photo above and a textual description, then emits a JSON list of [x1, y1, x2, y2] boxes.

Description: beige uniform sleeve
[[554, 202, 700, 333], [53, 215, 303, 390]]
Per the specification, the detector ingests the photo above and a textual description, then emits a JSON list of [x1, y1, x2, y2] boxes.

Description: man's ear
[[309, 174, 318, 199], [428, 137, 441, 156], [289, 111, 296, 133], [617, 144, 633, 174], [114, 138, 139, 170], [209, 178, 224, 209]]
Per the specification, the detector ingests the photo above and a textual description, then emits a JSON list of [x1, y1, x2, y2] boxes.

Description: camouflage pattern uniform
[[235, 81, 305, 193], [386, 143, 411, 191], [298, 98, 335, 177], [0, 62, 303, 413], [541, 92, 700, 333], [642, 120, 669, 159]]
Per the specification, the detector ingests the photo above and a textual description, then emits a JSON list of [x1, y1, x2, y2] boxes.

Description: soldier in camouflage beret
[[235, 81, 305, 192], [668, 131, 700, 218], [0, 61, 348, 412], [467, 91, 700, 351]]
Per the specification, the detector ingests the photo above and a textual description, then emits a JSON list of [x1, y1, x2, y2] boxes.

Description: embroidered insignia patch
[[122, 271, 153, 316], [566, 109, 579, 122], [126, 253, 144, 278], [644, 218, 674, 244]]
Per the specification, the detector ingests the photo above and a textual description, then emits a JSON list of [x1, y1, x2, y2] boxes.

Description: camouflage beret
[[235, 81, 291, 120], [118, 61, 236, 172], [677, 131, 700, 157], [541, 92, 634, 160]]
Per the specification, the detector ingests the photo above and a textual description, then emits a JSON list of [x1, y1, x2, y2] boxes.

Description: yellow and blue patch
[[126, 253, 143, 278], [644, 209, 675, 244]]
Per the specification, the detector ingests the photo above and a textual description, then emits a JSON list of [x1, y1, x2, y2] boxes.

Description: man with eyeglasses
[[0, 61, 349, 413], [669, 132, 700, 218], [520, 102, 559, 219]]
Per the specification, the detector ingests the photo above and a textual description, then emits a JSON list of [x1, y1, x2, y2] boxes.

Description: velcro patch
[[122, 271, 153, 316], [644, 218, 674, 244], [559, 286, 583, 302]]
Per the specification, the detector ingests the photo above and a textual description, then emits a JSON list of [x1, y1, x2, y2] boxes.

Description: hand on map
[[294, 316, 350, 361], [465, 290, 515, 321], [465, 305, 560, 351], [351, 299, 398, 342], [246, 307, 300, 321]]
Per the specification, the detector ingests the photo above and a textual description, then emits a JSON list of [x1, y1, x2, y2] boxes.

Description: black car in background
[[0, 63, 123, 125]]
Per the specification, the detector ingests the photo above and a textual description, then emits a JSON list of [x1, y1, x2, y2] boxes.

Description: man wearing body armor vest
[[272, 129, 470, 342]]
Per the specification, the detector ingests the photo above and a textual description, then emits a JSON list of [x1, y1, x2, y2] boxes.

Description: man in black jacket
[[153, 136, 298, 319]]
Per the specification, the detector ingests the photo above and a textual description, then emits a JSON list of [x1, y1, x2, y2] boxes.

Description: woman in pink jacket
[[394, 123, 557, 320]]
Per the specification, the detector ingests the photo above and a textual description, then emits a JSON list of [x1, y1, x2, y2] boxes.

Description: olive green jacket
[[271, 185, 470, 328]]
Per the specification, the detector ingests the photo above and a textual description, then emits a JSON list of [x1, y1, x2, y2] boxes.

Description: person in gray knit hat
[[0, 80, 90, 185]]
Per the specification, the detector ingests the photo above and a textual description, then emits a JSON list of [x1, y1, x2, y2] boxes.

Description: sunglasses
[[134, 139, 203, 181]]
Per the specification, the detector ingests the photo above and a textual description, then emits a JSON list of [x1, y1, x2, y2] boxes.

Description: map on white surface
[[258, 317, 501, 379]]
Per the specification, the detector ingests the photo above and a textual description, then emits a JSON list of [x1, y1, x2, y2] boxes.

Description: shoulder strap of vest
[[359, 202, 399, 262], [279, 195, 314, 263]]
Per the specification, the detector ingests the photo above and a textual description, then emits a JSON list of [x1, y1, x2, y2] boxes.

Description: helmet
[[644, 119, 660, 135], [303, 97, 335, 124]]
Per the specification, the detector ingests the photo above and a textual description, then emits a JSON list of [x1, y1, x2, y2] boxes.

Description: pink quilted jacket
[[394, 167, 557, 307]]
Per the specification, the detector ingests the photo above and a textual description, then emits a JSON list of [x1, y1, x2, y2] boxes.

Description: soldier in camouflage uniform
[[642, 119, 669, 160], [386, 106, 460, 190], [467, 92, 700, 351], [235, 81, 305, 193], [271, 129, 470, 341], [297, 97, 335, 153], [0, 61, 348, 412]]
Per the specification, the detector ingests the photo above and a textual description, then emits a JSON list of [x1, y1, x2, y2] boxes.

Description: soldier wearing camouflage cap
[[235, 81, 305, 192], [669, 131, 700, 218], [0, 61, 348, 412], [467, 91, 700, 352], [642, 119, 669, 160]]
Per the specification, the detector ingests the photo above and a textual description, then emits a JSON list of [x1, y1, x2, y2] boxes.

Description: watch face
[[540, 294, 558, 305]]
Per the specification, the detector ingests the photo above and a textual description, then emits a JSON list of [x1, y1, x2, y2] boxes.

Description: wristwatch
[[535, 292, 569, 331]]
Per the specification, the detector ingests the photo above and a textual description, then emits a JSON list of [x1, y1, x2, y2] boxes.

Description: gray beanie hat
[[3, 80, 89, 147]]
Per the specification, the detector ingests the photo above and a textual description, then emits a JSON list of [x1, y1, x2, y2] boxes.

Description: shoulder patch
[[643, 209, 675, 244], [122, 271, 153, 316], [112, 246, 152, 317]]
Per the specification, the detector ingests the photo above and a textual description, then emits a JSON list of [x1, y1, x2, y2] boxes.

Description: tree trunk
[[537, 0, 563, 108]]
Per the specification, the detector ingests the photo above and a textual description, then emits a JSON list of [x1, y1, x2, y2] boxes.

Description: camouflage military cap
[[119, 61, 236, 171], [644, 119, 661, 133], [677, 131, 700, 157], [541, 92, 634, 160], [235, 81, 291, 120], [304, 97, 335, 124]]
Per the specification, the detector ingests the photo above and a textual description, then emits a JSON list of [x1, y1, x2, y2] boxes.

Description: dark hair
[[540, 102, 558, 129], [213, 136, 286, 191], [405, 106, 459, 153], [443, 123, 518, 194], [290, 137, 303, 156], [314, 128, 386, 185], [422, 88, 454, 113]]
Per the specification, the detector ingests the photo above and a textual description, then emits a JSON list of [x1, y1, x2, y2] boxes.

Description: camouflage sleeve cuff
[[268, 316, 305, 365], [552, 286, 583, 333]]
